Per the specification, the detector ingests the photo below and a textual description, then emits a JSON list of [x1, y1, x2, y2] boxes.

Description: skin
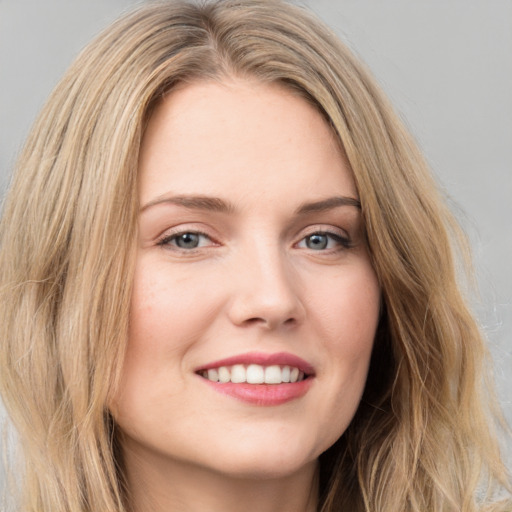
[[110, 78, 381, 512]]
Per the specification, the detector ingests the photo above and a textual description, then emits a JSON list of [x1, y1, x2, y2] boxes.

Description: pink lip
[[195, 351, 315, 406], [195, 351, 315, 375], [201, 379, 313, 406]]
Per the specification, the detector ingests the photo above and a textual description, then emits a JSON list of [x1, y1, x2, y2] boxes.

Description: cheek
[[112, 262, 208, 407], [308, 264, 380, 441], [127, 259, 217, 352], [330, 269, 380, 377], [312, 262, 381, 350], [130, 262, 186, 341]]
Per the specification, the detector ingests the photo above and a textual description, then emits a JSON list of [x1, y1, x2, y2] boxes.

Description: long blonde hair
[[0, 1, 510, 511]]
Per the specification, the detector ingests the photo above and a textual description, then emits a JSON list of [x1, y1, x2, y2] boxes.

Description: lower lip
[[201, 378, 314, 406]]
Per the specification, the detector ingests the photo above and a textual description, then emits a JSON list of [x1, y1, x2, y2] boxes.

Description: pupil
[[177, 233, 199, 248], [307, 234, 328, 250]]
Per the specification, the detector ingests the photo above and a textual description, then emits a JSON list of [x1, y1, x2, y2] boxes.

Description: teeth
[[264, 365, 282, 384], [246, 364, 264, 384], [200, 364, 307, 384], [207, 368, 218, 382], [218, 366, 230, 383], [230, 364, 246, 383]]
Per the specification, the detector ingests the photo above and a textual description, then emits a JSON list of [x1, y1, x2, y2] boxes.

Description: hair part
[[0, 1, 510, 511]]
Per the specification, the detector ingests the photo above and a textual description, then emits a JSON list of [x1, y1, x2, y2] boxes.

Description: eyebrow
[[294, 196, 361, 214], [140, 194, 361, 214], [140, 195, 235, 213]]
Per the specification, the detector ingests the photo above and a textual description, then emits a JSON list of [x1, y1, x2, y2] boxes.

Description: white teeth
[[218, 366, 231, 383], [201, 364, 308, 385], [246, 364, 265, 384], [230, 364, 246, 383], [207, 368, 219, 382], [264, 365, 282, 384]]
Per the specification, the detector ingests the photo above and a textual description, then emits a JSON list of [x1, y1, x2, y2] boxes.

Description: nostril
[[241, 316, 297, 329], [245, 317, 265, 325]]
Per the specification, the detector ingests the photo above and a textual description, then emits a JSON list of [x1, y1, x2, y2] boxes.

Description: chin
[[196, 432, 323, 481]]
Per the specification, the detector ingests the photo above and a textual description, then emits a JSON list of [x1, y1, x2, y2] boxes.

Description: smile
[[194, 352, 315, 405], [198, 364, 306, 384]]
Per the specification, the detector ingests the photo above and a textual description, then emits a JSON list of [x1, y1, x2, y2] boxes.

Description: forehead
[[138, 78, 357, 208]]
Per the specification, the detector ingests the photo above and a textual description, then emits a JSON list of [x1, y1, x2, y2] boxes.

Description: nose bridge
[[228, 237, 304, 329]]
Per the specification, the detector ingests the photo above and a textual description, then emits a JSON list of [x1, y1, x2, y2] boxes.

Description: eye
[[158, 231, 213, 250], [297, 231, 351, 251]]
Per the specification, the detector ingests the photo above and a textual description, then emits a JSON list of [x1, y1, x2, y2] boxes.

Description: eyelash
[[156, 228, 352, 253], [157, 230, 214, 251], [296, 231, 352, 252]]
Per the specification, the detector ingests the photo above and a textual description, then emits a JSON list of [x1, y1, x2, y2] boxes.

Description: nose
[[227, 243, 305, 330]]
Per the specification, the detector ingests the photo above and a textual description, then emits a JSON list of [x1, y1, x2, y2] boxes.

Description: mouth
[[194, 352, 315, 405], [197, 364, 308, 384]]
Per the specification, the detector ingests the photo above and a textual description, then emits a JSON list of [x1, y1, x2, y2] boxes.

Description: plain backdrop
[[1, 0, 511, 490]]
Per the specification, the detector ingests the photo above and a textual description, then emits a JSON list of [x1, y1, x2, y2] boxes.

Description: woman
[[0, 1, 510, 511]]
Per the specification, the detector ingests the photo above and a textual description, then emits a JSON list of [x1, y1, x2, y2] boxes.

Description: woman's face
[[111, 79, 381, 480]]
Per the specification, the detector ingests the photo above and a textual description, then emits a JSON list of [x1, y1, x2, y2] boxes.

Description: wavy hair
[[0, 1, 510, 511]]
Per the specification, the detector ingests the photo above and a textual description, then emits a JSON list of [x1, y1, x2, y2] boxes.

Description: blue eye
[[159, 231, 211, 250], [298, 232, 350, 251], [305, 233, 329, 250]]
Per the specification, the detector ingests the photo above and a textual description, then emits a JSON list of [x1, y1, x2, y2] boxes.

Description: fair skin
[[110, 78, 381, 512]]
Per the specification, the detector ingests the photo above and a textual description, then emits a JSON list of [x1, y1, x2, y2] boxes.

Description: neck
[[121, 445, 319, 512]]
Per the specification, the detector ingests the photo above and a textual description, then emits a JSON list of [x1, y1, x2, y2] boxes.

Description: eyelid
[[298, 224, 350, 240]]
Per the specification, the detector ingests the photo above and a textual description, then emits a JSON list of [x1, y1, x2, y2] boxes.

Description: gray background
[[1, 0, 511, 491]]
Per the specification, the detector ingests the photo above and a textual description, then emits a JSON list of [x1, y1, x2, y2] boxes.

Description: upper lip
[[195, 351, 315, 376]]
